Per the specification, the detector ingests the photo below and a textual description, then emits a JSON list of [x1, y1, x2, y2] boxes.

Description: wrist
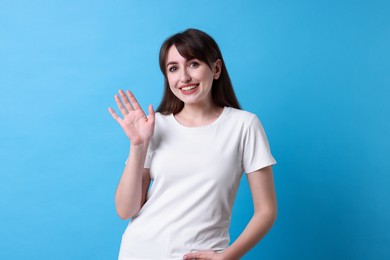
[[128, 142, 149, 159], [129, 140, 149, 150], [219, 248, 239, 260]]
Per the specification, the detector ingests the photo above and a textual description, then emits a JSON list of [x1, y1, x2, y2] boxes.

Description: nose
[[180, 68, 191, 82]]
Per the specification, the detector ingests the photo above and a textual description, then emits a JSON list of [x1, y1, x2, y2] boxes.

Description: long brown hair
[[157, 28, 241, 115]]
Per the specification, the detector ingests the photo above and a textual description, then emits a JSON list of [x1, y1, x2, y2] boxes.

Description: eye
[[168, 66, 178, 72], [189, 61, 200, 68]]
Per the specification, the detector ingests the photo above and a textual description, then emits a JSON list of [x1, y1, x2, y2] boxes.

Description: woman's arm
[[108, 90, 155, 220], [222, 166, 277, 259], [183, 166, 277, 260], [115, 147, 151, 219]]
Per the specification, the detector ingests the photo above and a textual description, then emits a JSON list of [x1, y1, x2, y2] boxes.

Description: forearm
[[115, 143, 149, 219], [222, 209, 277, 260]]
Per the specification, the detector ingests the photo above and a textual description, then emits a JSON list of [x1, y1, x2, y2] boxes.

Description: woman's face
[[165, 45, 221, 107]]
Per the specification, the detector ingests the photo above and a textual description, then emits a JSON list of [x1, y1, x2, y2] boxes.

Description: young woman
[[108, 29, 277, 260]]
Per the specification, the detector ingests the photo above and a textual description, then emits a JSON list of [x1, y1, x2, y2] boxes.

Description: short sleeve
[[144, 144, 153, 169], [242, 115, 276, 174]]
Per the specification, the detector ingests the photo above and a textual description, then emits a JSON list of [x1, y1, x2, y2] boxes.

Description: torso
[[118, 107, 276, 260]]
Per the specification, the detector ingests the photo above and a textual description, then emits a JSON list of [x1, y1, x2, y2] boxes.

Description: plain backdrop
[[1, 0, 389, 259]]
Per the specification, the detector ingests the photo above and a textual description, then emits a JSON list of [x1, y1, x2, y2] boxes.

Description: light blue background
[[1, 0, 389, 259]]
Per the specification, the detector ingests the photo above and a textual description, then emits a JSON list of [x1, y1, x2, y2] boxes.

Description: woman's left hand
[[183, 250, 226, 260]]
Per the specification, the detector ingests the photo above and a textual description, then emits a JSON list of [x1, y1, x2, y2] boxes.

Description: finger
[[183, 252, 201, 259], [147, 104, 155, 123], [126, 90, 142, 110], [108, 107, 122, 123], [184, 250, 216, 259], [119, 89, 133, 111], [114, 94, 128, 116]]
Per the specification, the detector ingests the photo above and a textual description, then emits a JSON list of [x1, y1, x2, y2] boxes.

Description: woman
[[108, 29, 277, 260]]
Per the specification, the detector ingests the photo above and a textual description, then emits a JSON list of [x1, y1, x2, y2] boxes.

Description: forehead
[[166, 45, 188, 64]]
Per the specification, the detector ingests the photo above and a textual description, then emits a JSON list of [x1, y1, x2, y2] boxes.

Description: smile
[[180, 84, 199, 92]]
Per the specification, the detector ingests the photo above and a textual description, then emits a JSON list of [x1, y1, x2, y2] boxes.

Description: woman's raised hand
[[108, 90, 155, 146]]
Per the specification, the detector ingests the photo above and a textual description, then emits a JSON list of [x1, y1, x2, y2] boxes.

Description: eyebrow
[[166, 61, 178, 67], [166, 58, 199, 67]]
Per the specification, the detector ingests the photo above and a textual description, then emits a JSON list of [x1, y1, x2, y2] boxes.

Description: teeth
[[182, 85, 197, 91]]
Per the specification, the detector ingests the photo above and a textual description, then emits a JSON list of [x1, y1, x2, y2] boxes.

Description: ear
[[213, 59, 222, 80]]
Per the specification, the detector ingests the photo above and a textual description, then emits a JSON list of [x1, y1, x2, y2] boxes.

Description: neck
[[175, 102, 224, 127]]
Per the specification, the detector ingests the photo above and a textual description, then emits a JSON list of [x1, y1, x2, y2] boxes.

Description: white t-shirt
[[118, 107, 276, 260]]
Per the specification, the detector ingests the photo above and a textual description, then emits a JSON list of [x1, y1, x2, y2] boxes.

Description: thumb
[[147, 104, 155, 123]]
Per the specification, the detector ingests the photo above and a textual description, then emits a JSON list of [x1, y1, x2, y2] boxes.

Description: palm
[[108, 90, 155, 145], [121, 108, 154, 144]]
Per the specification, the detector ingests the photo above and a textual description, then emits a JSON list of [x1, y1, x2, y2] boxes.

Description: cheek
[[199, 69, 214, 82], [167, 80, 175, 91], [167, 75, 177, 89]]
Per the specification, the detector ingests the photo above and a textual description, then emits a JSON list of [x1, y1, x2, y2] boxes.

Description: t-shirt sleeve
[[144, 144, 153, 169], [242, 115, 276, 174]]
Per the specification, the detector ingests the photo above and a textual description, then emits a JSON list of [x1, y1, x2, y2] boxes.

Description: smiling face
[[165, 45, 221, 107]]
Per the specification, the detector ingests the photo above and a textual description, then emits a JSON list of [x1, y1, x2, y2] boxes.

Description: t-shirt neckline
[[169, 107, 230, 131]]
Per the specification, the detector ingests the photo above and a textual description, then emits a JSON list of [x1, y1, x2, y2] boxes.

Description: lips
[[179, 84, 199, 94]]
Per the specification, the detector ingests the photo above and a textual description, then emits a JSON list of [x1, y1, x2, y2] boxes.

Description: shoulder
[[152, 112, 174, 133], [223, 107, 267, 136], [154, 112, 171, 123], [227, 107, 256, 117], [149, 112, 172, 144], [225, 107, 258, 125]]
